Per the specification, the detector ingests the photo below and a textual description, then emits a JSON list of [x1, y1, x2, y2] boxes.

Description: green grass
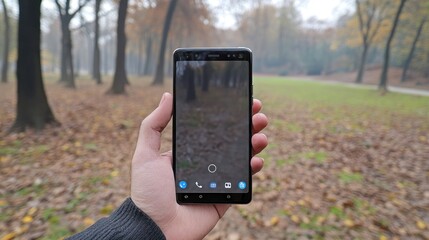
[[303, 151, 327, 163], [329, 206, 347, 219], [254, 77, 429, 117], [338, 171, 364, 184], [16, 183, 45, 197]]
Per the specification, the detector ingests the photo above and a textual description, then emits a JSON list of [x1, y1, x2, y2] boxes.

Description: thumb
[[134, 92, 173, 162]]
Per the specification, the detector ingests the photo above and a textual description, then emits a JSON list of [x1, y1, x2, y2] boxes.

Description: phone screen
[[173, 48, 252, 204]]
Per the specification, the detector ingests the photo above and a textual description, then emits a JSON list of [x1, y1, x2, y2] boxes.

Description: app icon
[[225, 182, 232, 189], [179, 181, 187, 189], [210, 182, 217, 189], [195, 182, 203, 188], [238, 181, 246, 190]]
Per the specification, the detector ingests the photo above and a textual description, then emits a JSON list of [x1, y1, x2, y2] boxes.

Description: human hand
[[131, 92, 268, 240]]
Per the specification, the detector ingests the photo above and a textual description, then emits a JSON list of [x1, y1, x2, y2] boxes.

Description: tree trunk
[[92, 0, 102, 84], [401, 17, 426, 82], [59, 21, 67, 82], [59, 18, 75, 88], [143, 35, 152, 75], [379, 0, 407, 92], [184, 65, 195, 102], [356, 43, 368, 83], [152, 0, 178, 85], [137, 37, 143, 76], [11, 0, 58, 132], [108, 0, 128, 94], [1, 0, 10, 83]]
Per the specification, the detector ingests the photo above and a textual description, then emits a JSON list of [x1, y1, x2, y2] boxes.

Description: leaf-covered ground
[[1, 76, 429, 239]]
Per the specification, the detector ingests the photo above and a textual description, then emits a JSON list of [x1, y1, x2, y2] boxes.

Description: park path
[[292, 76, 429, 97]]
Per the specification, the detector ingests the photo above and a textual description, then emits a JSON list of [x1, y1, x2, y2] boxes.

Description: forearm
[[68, 198, 166, 240]]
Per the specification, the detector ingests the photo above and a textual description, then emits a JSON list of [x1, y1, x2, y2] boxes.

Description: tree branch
[[54, 0, 64, 16], [70, 0, 91, 18]]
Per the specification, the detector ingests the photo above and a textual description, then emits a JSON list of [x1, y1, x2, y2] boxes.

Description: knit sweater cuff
[[67, 198, 166, 240]]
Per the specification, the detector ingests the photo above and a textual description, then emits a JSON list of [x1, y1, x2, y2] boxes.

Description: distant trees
[[152, 0, 178, 85], [1, 0, 9, 83], [108, 0, 128, 94], [400, 1, 428, 82], [12, 0, 57, 132], [354, 0, 389, 83], [401, 16, 426, 82]]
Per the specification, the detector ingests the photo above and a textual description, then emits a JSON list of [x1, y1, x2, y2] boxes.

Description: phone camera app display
[[175, 51, 251, 195]]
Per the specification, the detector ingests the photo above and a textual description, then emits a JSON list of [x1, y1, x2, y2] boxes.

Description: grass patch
[[16, 184, 45, 197], [84, 143, 98, 151], [275, 158, 297, 167], [299, 215, 337, 237], [338, 171, 364, 184], [0, 140, 22, 156], [303, 151, 327, 163], [41, 225, 72, 240], [0, 147, 20, 156], [42, 208, 60, 224], [254, 77, 429, 117], [65, 193, 89, 213], [352, 198, 377, 216], [329, 206, 346, 219]]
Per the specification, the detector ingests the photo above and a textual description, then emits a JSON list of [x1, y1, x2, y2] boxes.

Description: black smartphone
[[173, 47, 253, 204]]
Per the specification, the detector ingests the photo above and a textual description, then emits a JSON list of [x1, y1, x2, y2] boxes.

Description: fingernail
[[159, 93, 166, 106], [260, 158, 265, 162]]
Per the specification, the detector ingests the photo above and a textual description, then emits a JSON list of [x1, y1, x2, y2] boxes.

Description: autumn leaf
[[110, 170, 119, 177], [0, 233, 16, 240], [291, 215, 300, 223], [83, 217, 95, 227], [416, 220, 426, 230], [343, 219, 355, 227], [269, 216, 280, 226], [100, 204, 114, 215], [22, 216, 33, 224], [27, 207, 37, 216], [379, 235, 388, 240]]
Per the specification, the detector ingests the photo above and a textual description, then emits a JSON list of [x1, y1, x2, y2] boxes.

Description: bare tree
[[12, 0, 57, 132], [92, 0, 102, 84], [1, 0, 10, 83], [108, 0, 128, 94], [54, 0, 90, 88], [355, 0, 388, 83], [379, 0, 407, 92], [401, 16, 426, 82], [152, 0, 178, 85]]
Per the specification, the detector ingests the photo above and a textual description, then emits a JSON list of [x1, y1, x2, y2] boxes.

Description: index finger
[[253, 98, 262, 115]]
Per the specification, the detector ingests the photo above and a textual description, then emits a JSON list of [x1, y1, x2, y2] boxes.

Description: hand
[[131, 92, 268, 240]]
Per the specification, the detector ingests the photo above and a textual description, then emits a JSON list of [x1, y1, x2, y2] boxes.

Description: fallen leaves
[[1, 77, 429, 239]]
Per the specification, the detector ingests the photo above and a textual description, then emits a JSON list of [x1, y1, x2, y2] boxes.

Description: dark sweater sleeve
[[67, 198, 166, 240]]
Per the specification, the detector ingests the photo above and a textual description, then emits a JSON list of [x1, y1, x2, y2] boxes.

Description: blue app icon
[[179, 181, 187, 189], [210, 182, 217, 189], [238, 181, 246, 190]]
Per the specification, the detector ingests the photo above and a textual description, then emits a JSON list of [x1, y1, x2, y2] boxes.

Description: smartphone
[[173, 48, 253, 204]]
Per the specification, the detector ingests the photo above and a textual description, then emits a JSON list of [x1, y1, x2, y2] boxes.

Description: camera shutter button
[[208, 164, 217, 173]]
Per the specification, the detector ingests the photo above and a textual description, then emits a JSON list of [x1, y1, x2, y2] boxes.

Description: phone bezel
[[173, 47, 253, 204]]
